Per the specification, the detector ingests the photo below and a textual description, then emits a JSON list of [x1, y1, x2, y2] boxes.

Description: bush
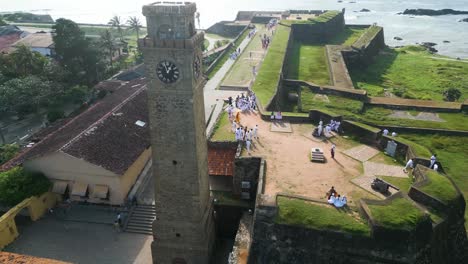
[[443, 88, 461, 102], [47, 108, 65, 122], [0, 144, 19, 165], [65, 85, 89, 104], [0, 167, 51, 206]]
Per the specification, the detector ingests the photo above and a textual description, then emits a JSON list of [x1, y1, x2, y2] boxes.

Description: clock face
[[193, 55, 201, 79], [156, 60, 180, 84]]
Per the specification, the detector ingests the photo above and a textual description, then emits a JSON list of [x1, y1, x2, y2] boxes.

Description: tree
[[109, 16, 124, 40], [0, 144, 19, 165], [0, 167, 51, 206], [127, 16, 142, 39], [0, 18, 7, 26], [9, 45, 48, 77], [0, 76, 60, 116], [100, 29, 116, 67], [443, 88, 462, 102], [52, 18, 105, 85]]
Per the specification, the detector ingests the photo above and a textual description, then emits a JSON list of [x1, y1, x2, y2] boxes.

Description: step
[[130, 214, 156, 219], [126, 229, 153, 235], [129, 218, 154, 224], [135, 205, 156, 209], [132, 209, 155, 213], [127, 222, 152, 229], [132, 212, 156, 216], [126, 225, 152, 232]]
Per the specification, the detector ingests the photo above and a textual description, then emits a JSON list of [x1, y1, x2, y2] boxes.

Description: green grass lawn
[[212, 190, 252, 208], [222, 24, 266, 87], [399, 134, 468, 228], [350, 45, 468, 101], [300, 88, 364, 114], [252, 24, 291, 107], [206, 29, 250, 79], [285, 26, 366, 85], [276, 197, 370, 236], [210, 111, 235, 142], [419, 170, 459, 204], [281, 10, 341, 26], [286, 42, 330, 85], [368, 197, 426, 231], [380, 176, 413, 193]]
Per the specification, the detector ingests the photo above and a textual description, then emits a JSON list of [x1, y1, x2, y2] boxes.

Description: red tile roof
[[208, 147, 236, 176], [1, 78, 147, 174], [2, 76, 236, 177], [0, 252, 71, 264], [0, 33, 21, 52]]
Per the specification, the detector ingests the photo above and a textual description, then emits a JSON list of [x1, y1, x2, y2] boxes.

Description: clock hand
[[164, 64, 169, 73]]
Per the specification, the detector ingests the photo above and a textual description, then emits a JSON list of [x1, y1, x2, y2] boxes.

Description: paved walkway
[[5, 215, 152, 264], [342, 145, 379, 162], [363, 161, 407, 178]]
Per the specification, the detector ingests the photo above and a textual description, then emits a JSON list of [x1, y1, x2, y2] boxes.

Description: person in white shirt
[[391, 132, 397, 137], [253, 125, 258, 139], [433, 163, 439, 172], [383, 129, 389, 136], [404, 158, 414, 173], [246, 140, 252, 154], [430, 154, 437, 169]]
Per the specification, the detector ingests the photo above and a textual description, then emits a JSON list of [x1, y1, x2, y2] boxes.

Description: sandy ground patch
[[237, 111, 363, 202]]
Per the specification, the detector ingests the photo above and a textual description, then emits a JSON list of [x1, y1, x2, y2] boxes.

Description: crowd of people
[[326, 186, 347, 208], [230, 47, 242, 60], [314, 119, 342, 137], [226, 91, 259, 155]]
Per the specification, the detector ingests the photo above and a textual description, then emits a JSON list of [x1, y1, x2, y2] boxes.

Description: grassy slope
[[252, 24, 291, 107], [286, 26, 366, 85], [381, 176, 413, 193], [281, 10, 341, 26], [276, 197, 370, 236], [350, 45, 468, 101], [210, 111, 235, 142], [300, 88, 364, 114], [368, 198, 426, 230], [222, 24, 265, 86], [420, 170, 459, 204], [401, 134, 468, 228], [206, 29, 250, 79], [287, 43, 330, 85]]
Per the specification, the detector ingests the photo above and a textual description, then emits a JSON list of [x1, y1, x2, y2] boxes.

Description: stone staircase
[[125, 204, 155, 235], [310, 147, 326, 163]]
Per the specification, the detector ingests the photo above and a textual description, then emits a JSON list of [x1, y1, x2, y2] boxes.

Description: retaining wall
[[290, 11, 345, 43]]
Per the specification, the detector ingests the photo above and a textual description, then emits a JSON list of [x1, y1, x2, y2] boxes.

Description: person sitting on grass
[[334, 195, 347, 208], [328, 193, 336, 205]]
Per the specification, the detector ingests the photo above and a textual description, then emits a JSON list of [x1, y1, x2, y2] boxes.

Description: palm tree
[[108, 16, 123, 40], [100, 29, 115, 67], [127, 16, 142, 39]]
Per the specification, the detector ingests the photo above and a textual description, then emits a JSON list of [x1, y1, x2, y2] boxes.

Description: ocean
[[2, 0, 468, 58]]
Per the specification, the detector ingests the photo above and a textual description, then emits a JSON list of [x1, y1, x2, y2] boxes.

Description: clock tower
[[139, 2, 214, 263]]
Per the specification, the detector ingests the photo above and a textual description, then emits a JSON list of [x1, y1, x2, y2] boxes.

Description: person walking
[[331, 144, 336, 159], [253, 125, 259, 139], [404, 158, 414, 173], [246, 140, 252, 155]]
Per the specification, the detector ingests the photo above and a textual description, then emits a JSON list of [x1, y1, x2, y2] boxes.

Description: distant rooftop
[[13, 32, 53, 48], [149, 1, 192, 6]]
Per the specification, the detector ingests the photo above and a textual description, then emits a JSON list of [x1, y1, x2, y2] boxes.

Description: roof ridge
[[60, 85, 147, 151]]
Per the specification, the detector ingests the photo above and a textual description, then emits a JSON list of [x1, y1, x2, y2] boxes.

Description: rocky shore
[[400, 9, 468, 16]]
